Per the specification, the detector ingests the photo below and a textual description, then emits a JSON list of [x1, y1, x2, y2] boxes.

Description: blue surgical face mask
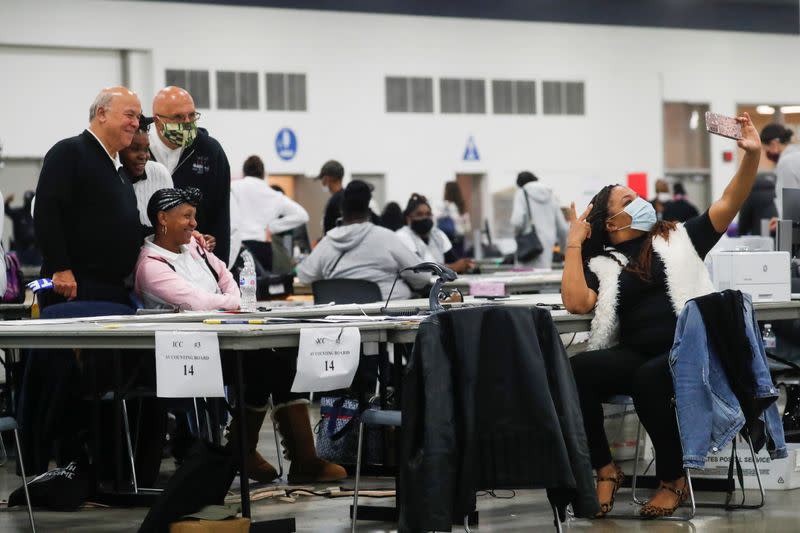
[[608, 196, 657, 233]]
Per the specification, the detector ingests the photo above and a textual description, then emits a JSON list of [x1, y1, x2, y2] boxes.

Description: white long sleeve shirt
[[230, 176, 309, 242], [131, 160, 174, 226]]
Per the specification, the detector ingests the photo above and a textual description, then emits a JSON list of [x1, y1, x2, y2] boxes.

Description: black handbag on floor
[[8, 460, 93, 511], [515, 188, 544, 261]]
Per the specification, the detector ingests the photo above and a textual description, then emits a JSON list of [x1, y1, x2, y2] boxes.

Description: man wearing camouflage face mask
[[149, 86, 231, 263]]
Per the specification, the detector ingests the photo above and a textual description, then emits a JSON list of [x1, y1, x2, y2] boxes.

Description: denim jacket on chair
[[669, 292, 787, 469]]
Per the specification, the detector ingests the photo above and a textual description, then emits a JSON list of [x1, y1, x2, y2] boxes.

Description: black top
[[585, 211, 723, 355], [162, 128, 231, 264], [662, 199, 699, 223], [34, 130, 144, 291], [738, 174, 777, 236], [323, 190, 344, 234]]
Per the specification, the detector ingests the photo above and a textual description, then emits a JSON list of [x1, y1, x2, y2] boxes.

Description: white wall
[[0, 44, 122, 157], [1, 0, 798, 219]]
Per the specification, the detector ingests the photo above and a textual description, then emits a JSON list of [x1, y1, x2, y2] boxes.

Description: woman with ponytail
[[562, 113, 762, 518]]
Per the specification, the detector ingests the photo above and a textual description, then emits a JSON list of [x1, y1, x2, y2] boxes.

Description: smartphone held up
[[705, 111, 742, 140]]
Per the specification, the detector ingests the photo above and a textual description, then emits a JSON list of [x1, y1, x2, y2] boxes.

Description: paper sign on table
[[291, 327, 360, 393], [155, 331, 225, 398], [469, 280, 506, 297]]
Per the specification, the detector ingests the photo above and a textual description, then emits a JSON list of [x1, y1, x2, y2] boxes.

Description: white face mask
[[322, 184, 330, 193], [656, 192, 671, 203], [608, 196, 657, 233]]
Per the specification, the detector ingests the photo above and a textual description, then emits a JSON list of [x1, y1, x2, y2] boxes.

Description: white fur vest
[[586, 224, 714, 350]]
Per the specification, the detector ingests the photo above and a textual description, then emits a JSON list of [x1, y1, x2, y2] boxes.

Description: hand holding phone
[[705, 111, 743, 140]]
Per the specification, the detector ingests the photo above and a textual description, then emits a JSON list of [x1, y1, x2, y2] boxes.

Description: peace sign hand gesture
[[566, 202, 593, 248]]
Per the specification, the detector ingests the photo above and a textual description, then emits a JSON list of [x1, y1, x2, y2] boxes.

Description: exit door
[[663, 102, 712, 211]]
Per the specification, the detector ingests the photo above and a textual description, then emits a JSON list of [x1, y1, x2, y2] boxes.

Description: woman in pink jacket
[[135, 187, 345, 485]]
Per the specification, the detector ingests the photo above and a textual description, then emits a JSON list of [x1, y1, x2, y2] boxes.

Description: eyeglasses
[[156, 112, 201, 123]]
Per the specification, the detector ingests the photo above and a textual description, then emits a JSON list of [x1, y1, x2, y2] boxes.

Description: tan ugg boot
[[226, 406, 279, 483], [273, 402, 347, 484]]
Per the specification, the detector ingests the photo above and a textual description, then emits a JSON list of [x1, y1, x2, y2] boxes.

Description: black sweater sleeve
[[210, 147, 231, 265], [34, 140, 74, 273]]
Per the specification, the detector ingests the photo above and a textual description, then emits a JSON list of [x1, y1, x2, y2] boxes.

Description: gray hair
[[89, 91, 116, 122]]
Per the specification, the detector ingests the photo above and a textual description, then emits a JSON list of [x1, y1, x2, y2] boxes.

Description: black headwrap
[[138, 115, 155, 133], [147, 187, 203, 228]]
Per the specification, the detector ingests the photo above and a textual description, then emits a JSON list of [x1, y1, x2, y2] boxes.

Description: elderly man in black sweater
[[34, 86, 144, 307], [148, 86, 231, 264]]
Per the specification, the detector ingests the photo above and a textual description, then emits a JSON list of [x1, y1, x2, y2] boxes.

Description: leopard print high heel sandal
[[639, 481, 689, 518], [595, 465, 625, 518]]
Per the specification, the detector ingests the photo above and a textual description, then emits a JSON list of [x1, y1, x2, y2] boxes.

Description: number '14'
[[184, 365, 195, 376]]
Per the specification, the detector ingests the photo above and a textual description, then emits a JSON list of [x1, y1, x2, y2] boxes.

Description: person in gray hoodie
[[297, 181, 428, 300], [510, 171, 569, 269]]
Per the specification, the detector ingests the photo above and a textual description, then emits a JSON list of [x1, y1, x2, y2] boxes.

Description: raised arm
[[707, 112, 762, 233], [270, 195, 310, 234], [561, 202, 598, 314]]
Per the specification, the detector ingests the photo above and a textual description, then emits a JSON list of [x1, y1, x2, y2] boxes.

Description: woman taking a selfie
[[562, 113, 761, 517]]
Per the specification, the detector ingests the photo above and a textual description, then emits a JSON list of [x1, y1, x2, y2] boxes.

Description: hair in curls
[[581, 184, 676, 282], [403, 193, 430, 217]]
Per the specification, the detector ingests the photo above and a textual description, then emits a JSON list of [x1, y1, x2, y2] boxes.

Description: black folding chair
[[311, 279, 382, 305], [603, 394, 765, 521]]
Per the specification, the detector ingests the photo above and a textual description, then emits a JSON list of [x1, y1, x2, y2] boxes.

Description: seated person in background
[[230, 155, 309, 270], [436, 181, 471, 256], [649, 178, 671, 220], [135, 187, 345, 484], [380, 201, 405, 232], [562, 113, 761, 518], [4, 190, 41, 265], [661, 182, 699, 223], [396, 193, 475, 274], [119, 116, 174, 227], [297, 181, 428, 300]]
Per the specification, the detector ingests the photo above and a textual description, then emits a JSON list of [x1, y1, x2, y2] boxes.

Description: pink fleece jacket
[[134, 238, 241, 311]]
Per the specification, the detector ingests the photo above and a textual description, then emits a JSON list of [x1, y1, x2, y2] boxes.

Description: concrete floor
[[1, 422, 799, 532]]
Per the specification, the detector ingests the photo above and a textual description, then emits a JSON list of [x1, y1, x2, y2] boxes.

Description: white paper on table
[[322, 315, 390, 321], [291, 327, 360, 393], [155, 331, 225, 398]]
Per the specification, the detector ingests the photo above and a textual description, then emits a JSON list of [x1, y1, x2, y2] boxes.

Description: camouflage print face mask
[[161, 121, 197, 147]]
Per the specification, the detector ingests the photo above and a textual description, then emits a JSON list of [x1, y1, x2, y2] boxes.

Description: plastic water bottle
[[239, 250, 257, 312], [762, 323, 777, 350]]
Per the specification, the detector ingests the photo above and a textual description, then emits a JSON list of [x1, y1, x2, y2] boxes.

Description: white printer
[[710, 251, 791, 302]]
